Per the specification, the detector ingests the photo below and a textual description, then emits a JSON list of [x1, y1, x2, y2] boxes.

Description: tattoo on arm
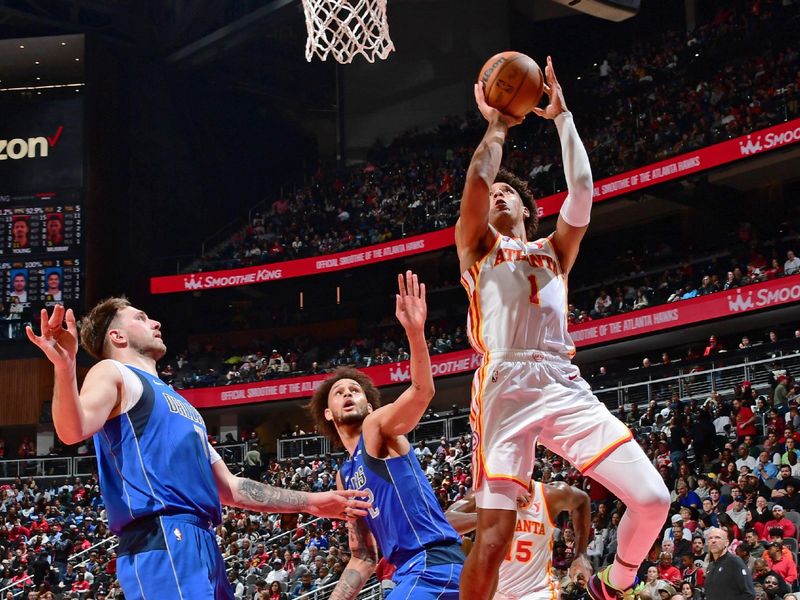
[[237, 479, 307, 511], [329, 569, 366, 600], [348, 518, 378, 562], [328, 519, 377, 600]]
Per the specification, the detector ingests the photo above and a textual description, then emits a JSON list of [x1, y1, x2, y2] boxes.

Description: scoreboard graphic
[[0, 190, 83, 313]]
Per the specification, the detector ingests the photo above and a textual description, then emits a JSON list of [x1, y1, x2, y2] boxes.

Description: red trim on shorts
[[578, 431, 634, 473]]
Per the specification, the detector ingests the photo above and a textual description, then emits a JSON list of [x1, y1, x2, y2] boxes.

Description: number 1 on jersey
[[528, 275, 540, 305]]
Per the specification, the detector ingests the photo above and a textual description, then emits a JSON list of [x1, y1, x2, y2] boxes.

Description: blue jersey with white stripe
[[93, 365, 221, 534], [341, 435, 460, 567]]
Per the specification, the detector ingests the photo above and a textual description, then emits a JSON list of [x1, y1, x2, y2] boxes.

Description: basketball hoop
[[301, 0, 395, 64]]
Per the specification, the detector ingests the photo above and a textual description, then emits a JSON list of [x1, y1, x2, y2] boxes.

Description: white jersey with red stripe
[[495, 481, 559, 599], [460, 229, 574, 359]]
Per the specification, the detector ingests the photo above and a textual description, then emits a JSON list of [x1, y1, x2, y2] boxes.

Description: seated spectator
[[763, 505, 797, 540], [763, 541, 797, 586]]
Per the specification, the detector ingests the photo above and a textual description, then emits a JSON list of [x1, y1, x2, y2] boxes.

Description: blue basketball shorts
[[116, 513, 233, 600], [387, 543, 463, 600]]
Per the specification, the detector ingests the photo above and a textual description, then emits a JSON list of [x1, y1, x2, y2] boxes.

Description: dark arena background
[[0, 0, 799, 598]]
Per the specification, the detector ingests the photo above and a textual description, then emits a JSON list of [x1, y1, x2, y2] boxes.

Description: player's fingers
[[39, 309, 49, 337], [473, 82, 486, 106], [419, 282, 426, 303], [347, 507, 369, 518], [65, 308, 78, 336], [25, 325, 42, 347], [410, 271, 419, 298], [532, 107, 545, 118], [47, 304, 63, 332], [398, 272, 406, 298]]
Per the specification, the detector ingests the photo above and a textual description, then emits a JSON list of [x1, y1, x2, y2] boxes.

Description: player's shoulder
[[87, 359, 125, 381]]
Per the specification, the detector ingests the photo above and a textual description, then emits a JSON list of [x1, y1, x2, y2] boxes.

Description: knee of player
[[475, 531, 513, 559], [642, 480, 671, 517]]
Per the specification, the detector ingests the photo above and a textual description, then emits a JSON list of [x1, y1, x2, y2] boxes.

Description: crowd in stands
[[161, 320, 469, 390], [186, 0, 798, 275], [6, 331, 800, 598]]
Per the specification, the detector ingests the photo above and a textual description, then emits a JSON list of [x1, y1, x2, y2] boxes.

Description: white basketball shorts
[[470, 349, 632, 510]]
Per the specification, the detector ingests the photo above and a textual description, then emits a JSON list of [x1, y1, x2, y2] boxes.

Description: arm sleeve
[[209, 443, 222, 465], [555, 111, 593, 228]]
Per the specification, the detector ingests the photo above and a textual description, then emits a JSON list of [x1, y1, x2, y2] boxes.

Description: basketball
[[478, 51, 544, 118]]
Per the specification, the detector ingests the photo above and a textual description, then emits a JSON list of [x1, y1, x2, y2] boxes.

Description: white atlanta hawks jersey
[[461, 231, 575, 359]]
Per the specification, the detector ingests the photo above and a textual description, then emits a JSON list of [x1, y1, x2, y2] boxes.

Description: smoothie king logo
[[727, 282, 800, 312], [739, 126, 800, 156]]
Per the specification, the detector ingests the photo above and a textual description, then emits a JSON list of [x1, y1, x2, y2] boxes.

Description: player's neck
[[337, 425, 362, 456], [494, 222, 527, 241]]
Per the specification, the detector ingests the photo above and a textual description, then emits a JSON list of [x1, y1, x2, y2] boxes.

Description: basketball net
[[301, 0, 395, 64]]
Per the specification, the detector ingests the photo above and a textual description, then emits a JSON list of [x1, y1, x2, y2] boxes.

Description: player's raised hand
[[395, 270, 427, 334], [532, 56, 569, 120], [26, 305, 79, 369], [473, 82, 525, 128], [308, 489, 371, 521]]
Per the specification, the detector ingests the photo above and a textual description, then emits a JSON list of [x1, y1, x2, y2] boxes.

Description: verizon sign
[[182, 275, 800, 408], [0, 97, 83, 192]]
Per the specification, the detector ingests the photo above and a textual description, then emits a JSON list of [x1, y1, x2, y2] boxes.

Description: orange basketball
[[478, 51, 544, 118]]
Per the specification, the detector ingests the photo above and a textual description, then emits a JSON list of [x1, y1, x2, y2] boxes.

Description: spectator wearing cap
[[663, 513, 692, 544], [726, 494, 748, 529], [290, 573, 317, 597], [763, 505, 796, 540], [764, 540, 797, 585], [265, 559, 289, 587]]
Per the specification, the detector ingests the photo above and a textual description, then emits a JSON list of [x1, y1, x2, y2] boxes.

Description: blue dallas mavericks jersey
[[93, 365, 221, 534], [341, 435, 460, 566]]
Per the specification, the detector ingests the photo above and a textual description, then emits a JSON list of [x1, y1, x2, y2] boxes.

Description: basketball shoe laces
[[587, 566, 645, 600]]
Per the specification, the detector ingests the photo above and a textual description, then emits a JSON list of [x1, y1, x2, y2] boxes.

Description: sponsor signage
[[0, 97, 83, 192], [150, 227, 456, 294], [181, 349, 482, 408], [536, 117, 800, 216], [152, 119, 800, 294], [182, 275, 800, 408], [569, 274, 800, 345]]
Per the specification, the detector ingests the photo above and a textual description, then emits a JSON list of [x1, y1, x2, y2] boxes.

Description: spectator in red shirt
[[657, 552, 682, 585], [765, 541, 797, 585], [763, 505, 796, 540], [72, 572, 91, 593], [733, 398, 758, 441], [703, 335, 724, 357]]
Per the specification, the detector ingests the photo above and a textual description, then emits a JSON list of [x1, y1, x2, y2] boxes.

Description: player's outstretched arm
[[456, 83, 523, 260], [445, 490, 478, 535], [212, 460, 370, 520], [368, 271, 434, 437], [546, 481, 593, 581], [329, 473, 378, 600], [26, 306, 121, 445], [533, 56, 593, 274]]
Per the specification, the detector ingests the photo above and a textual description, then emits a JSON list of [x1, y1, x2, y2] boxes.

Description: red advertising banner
[[182, 349, 482, 409], [182, 274, 800, 408], [150, 227, 456, 294], [152, 119, 800, 295], [569, 273, 800, 345], [537, 117, 800, 216]]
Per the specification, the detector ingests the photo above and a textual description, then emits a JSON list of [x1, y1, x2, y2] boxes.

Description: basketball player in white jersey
[[447, 480, 592, 599], [456, 56, 670, 600]]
